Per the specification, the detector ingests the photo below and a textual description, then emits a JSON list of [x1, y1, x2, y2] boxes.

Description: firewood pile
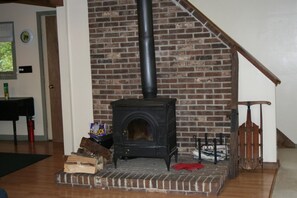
[[64, 137, 112, 174]]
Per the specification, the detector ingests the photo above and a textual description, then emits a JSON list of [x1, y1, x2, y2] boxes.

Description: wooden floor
[[0, 141, 277, 198]]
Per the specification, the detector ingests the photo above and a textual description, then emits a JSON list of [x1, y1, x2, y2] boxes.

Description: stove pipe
[[137, 0, 157, 98]]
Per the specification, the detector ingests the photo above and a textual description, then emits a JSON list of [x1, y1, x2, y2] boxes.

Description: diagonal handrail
[[179, 0, 281, 86]]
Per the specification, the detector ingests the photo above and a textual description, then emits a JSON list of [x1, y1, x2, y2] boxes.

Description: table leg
[[13, 120, 17, 145]]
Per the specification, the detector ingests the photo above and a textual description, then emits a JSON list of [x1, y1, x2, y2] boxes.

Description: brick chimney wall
[[88, 0, 232, 154]]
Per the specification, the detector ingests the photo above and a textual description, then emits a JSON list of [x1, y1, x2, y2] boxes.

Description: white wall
[[189, 0, 297, 162], [0, 4, 53, 139], [238, 55, 277, 162], [0, 2, 93, 155], [56, 0, 94, 155], [190, 0, 297, 143]]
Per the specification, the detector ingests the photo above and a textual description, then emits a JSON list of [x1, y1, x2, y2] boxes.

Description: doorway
[[37, 11, 64, 143]]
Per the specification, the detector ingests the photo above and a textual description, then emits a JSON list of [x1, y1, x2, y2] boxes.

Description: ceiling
[[0, 0, 63, 7]]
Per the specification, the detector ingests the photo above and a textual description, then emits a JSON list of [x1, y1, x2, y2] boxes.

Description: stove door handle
[[123, 129, 128, 136]]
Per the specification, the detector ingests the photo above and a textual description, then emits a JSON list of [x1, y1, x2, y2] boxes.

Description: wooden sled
[[238, 101, 271, 170]]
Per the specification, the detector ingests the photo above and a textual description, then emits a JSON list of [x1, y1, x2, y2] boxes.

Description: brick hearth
[[56, 156, 229, 196]]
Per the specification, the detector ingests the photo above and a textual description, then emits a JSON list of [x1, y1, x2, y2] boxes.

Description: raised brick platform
[[56, 156, 228, 196]]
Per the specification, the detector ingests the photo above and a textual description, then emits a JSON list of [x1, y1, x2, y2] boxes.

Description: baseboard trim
[[263, 161, 280, 170], [268, 160, 280, 198]]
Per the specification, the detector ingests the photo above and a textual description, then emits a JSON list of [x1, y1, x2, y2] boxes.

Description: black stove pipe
[[137, 0, 157, 98]]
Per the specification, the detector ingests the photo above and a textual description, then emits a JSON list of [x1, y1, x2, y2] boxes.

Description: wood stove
[[111, 98, 177, 170], [111, 0, 178, 170]]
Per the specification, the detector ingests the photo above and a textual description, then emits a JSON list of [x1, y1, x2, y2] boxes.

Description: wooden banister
[[235, 45, 281, 85], [180, 0, 281, 86]]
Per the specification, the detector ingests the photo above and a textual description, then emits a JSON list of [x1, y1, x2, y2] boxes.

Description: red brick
[[89, 0, 232, 157]]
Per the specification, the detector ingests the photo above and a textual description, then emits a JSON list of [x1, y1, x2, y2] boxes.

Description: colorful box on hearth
[[89, 122, 107, 137]]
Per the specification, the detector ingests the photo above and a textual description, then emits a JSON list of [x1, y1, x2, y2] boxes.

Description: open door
[[45, 15, 63, 142], [38, 11, 63, 143]]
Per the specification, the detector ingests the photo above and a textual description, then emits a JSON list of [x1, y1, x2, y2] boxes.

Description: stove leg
[[113, 155, 118, 169], [165, 148, 179, 171], [164, 156, 171, 171]]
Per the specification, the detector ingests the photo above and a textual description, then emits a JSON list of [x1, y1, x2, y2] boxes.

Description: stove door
[[121, 112, 157, 145], [125, 118, 153, 141]]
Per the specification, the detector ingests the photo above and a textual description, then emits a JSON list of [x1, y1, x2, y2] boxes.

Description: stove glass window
[[127, 118, 153, 141]]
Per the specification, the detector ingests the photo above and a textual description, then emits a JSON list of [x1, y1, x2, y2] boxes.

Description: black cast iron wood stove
[[111, 0, 178, 171], [111, 98, 177, 171]]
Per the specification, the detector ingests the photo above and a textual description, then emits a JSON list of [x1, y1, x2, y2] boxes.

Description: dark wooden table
[[0, 97, 34, 144]]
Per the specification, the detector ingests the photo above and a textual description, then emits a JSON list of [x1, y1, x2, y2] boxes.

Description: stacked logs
[[64, 137, 112, 174]]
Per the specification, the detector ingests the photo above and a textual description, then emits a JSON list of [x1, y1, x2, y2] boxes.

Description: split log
[[76, 148, 110, 164], [64, 153, 104, 174], [80, 137, 112, 160]]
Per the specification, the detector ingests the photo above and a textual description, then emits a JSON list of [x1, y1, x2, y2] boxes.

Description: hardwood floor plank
[[0, 141, 276, 198]]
